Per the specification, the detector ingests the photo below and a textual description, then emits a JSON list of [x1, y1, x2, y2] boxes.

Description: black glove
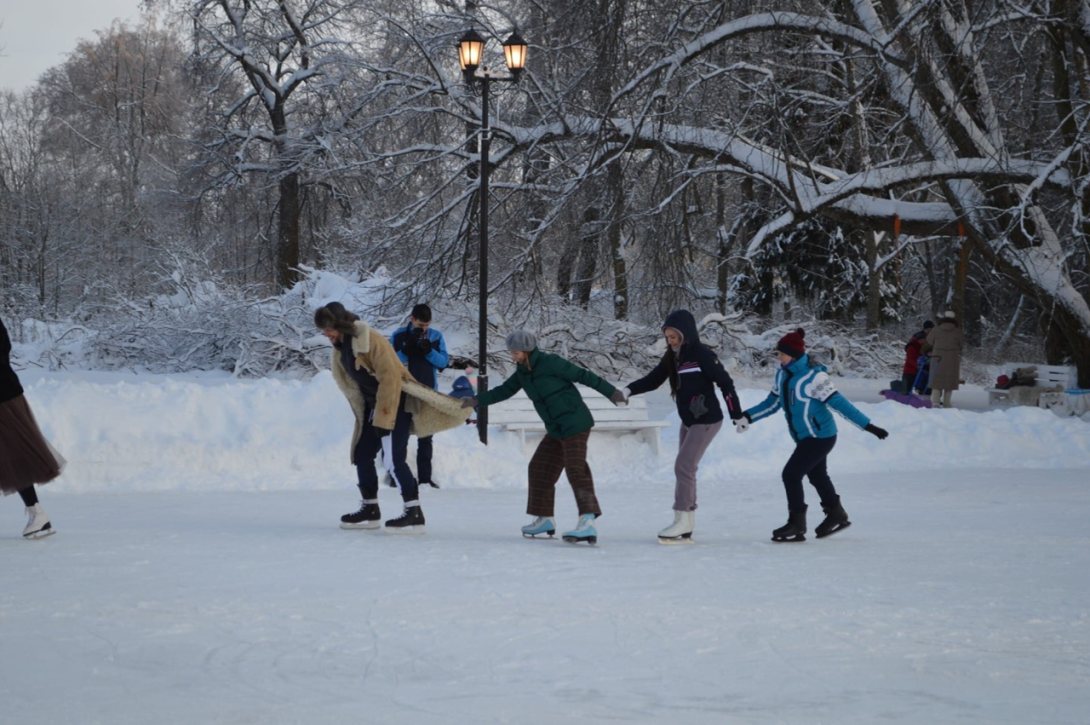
[[400, 334, 419, 355], [609, 389, 627, 405], [460, 396, 478, 409], [419, 337, 435, 354], [864, 423, 888, 440]]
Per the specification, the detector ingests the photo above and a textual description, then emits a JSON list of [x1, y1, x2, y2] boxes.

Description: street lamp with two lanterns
[[457, 28, 528, 444]]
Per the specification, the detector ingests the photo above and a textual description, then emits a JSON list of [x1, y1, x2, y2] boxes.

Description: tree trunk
[[864, 229, 880, 330], [606, 160, 628, 319], [953, 238, 971, 328], [574, 206, 601, 309], [715, 172, 729, 315], [276, 171, 301, 290]]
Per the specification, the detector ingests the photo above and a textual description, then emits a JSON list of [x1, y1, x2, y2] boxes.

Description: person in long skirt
[[1, 316, 62, 539], [622, 309, 744, 543]]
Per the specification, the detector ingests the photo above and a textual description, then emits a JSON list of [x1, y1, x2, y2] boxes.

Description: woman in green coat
[[462, 330, 626, 544]]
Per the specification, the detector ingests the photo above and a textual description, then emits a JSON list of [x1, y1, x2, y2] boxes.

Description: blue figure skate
[[562, 513, 598, 545], [521, 516, 556, 538]]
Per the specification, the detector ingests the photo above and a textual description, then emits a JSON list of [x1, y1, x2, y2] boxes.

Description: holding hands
[[734, 414, 751, 434], [609, 389, 627, 406]]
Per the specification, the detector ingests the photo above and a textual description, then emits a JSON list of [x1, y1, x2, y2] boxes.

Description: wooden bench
[[987, 364, 1077, 407], [485, 385, 670, 454]]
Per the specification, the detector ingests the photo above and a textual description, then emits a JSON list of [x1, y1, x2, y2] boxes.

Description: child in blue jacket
[[737, 328, 888, 542]]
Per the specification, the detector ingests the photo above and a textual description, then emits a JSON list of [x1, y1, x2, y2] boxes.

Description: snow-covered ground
[[3, 370, 1089, 724]]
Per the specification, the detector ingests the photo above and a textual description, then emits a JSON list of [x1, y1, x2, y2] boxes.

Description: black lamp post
[[458, 29, 528, 444]]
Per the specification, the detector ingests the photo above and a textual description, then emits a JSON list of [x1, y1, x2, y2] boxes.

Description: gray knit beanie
[[505, 329, 538, 352]]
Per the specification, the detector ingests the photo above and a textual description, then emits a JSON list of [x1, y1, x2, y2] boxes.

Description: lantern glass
[[503, 32, 528, 72], [459, 29, 485, 72]]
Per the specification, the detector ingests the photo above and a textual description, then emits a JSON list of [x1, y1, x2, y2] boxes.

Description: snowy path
[[4, 470, 1088, 724]]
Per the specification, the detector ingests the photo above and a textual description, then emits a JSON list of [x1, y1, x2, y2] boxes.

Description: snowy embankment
[[18, 369, 1090, 495]]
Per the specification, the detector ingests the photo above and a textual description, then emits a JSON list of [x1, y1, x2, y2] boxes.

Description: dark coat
[[0, 317, 25, 404], [477, 349, 617, 439], [626, 309, 742, 427]]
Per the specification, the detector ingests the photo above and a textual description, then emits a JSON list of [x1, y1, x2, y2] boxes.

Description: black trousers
[[18, 485, 38, 507], [781, 435, 838, 512], [355, 404, 418, 504], [416, 436, 433, 483]]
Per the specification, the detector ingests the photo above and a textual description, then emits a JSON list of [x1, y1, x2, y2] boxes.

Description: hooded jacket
[[744, 353, 870, 442], [626, 309, 742, 427], [329, 321, 466, 461], [476, 348, 617, 439]]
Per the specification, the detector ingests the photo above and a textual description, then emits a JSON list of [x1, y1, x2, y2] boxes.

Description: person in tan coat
[[315, 302, 466, 532], [924, 311, 963, 408]]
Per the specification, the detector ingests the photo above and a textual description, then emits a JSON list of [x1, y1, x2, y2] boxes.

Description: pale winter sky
[[0, 0, 146, 91]]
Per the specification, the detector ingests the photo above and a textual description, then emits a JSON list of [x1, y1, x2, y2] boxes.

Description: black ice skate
[[815, 498, 851, 539], [340, 502, 381, 530], [771, 507, 807, 542], [385, 505, 425, 533]]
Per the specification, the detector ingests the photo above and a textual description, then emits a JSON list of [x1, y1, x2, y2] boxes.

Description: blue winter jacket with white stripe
[[744, 354, 870, 442]]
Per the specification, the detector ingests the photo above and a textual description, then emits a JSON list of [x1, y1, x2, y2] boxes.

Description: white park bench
[[485, 385, 670, 454], [986, 364, 1077, 407]]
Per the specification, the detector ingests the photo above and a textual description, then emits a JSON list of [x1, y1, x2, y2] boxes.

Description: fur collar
[[349, 320, 372, 355]]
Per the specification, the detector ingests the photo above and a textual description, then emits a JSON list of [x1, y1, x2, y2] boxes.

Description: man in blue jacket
[[390, 304, 449, 488], [738, 328, 889, 542]]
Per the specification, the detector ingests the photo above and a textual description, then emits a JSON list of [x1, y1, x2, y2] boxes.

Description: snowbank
[[18, 370, 1090, 495]]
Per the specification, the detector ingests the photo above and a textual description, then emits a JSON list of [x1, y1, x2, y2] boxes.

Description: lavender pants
[[673, 420, 723, 511]]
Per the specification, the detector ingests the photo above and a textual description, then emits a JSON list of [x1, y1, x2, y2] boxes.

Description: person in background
[[623, 309, 743, 544], [737, 328, 888, 542], [901, 320, 934, 395], [1, 316, 62, 539], [391, 303, 449, 489], [460, 330, 626, 545], [316, 302, 464, 533], [924, 311, 963, 408]]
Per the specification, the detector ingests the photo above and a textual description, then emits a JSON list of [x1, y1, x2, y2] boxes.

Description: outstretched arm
[[698, 350, 742, 420]]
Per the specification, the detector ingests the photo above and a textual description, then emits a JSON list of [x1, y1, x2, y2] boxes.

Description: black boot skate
[[340, 502, 381, 530], [771, 507, 807, 542], [385, 505, 426, 533], [815, 498, 851, 538]]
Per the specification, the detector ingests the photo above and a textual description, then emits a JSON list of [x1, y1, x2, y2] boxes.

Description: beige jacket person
[[330, 321, 468, 461], [924, 318, 963, 391]]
